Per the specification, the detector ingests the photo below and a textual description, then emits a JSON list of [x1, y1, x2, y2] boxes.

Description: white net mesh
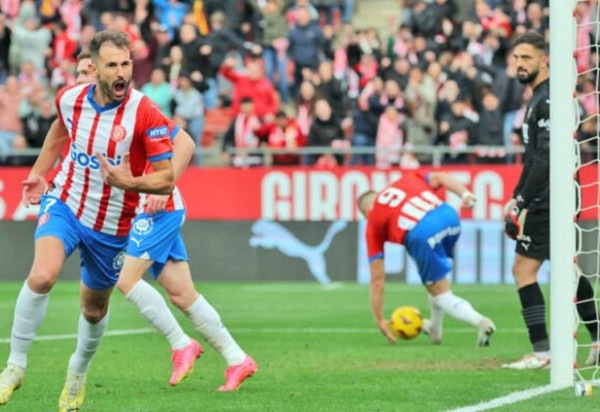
[[574, 0, 600, 386]]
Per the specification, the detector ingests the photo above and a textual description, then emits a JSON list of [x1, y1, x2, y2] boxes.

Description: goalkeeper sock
[[68, 312, 109, 374], [126, 280, 191, 350], [431, 291, 484, 326], [576, 276, 600, 342], [8, 282, 50, 369], [186, 295, 246, 366], [518, 282, 549, 352]]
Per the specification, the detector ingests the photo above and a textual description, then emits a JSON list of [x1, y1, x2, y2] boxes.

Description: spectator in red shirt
[[50, 22, 77, 69], [220, 56, 279, 119], [256, 110, 306, 166]]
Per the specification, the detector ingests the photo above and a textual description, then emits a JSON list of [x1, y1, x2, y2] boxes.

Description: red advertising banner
[[1, 165, 529, 221]]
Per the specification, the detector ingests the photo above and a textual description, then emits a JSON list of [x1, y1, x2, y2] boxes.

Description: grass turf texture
[[0, 282, 596, 411]]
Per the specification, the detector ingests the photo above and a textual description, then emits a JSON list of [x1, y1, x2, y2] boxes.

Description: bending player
[[357, 171, 496, 345], [101, 123, 257, 391], [0, 30, 181, 411], [502, 32, 600, 369]]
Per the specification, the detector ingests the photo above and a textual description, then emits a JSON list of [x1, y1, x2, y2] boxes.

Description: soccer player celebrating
[[358, 171, 496, 346], [103, 121, 257, 392], [502, 31, 600, 369], [0, 30, 188, 411]]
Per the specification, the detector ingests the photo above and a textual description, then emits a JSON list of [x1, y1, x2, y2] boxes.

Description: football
[[390, 306, 424, 339]]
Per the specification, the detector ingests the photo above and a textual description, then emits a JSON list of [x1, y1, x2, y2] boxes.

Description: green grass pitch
[[0, 281, 596, 411]]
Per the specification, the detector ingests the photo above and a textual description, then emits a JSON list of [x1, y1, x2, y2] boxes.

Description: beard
[[98, 78, 130, 103], [517, 69, 539, 85]]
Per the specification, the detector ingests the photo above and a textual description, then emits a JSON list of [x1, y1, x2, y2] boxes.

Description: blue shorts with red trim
[[34, 195, 128, 290]]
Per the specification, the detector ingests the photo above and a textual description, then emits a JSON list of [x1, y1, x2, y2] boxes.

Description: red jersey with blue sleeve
[[365, 172, 443, 262], [49, 84, 175, 236]]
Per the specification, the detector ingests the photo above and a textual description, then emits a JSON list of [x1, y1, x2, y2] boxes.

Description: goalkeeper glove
[[504, 197, 525, 240]]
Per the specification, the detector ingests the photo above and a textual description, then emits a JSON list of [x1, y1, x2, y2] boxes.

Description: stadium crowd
[[0, 0, 593, 168]]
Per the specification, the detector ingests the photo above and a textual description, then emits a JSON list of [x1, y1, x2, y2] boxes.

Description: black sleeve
[[514, 99, 550, 206]]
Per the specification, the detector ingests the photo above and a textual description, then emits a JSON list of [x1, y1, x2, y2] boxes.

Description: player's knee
[[27, 269, 59, 293], [168, 290, 198, 312], [115, 277, 135, 296], [512, 259, 538, 287], [81, 302, 109, 324]]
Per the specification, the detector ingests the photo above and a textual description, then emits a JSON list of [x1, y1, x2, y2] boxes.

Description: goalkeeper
[[503, 32, 600, 369]]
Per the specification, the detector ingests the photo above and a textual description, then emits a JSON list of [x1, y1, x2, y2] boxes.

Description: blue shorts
[[126, 210, 189, 278], [404, 203, 461, 285], [34, 195, 128, 290]]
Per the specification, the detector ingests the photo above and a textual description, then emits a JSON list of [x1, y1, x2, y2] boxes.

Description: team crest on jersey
[[37, 212, 50, 227], [133, 217, 154, 236], [110, 125, 127, 143], [112, 250, 125, 271]]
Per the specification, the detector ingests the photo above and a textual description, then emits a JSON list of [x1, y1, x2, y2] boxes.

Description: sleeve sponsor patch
[[146, 125, 170, 140]]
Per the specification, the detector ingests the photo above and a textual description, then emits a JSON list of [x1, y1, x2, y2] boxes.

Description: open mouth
[[113, 79, 127, 97]]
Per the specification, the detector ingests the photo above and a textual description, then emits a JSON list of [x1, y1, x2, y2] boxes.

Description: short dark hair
[[241, 97, 254, 104], [89, 30, 131, 61], [511, 31, 547, 53], [77, 51, 91, 62]]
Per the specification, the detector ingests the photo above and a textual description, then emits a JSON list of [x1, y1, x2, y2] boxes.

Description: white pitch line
[[0, 328, 156, 344], [0, 327, 526, 344], [445, 384, 563, 412]]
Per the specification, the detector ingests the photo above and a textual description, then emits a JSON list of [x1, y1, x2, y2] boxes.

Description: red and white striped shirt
[[366, 172, 443, 259], [49, 84, 175, 236]]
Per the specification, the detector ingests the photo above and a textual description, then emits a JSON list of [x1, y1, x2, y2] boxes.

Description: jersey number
[[378, 187, 441, 230], [42, 198, 57, 214]]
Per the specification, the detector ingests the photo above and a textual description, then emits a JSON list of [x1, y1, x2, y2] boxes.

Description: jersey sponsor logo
[[132, 217, 154, 235], [70, 144, 123, 170], [427, 225, 461, 248], [110, 124, 127, 143], [146, 125, 170, 140], [537, 118, 550, 130], [112, 250, 125, 271], [249, 220, 348, 284]]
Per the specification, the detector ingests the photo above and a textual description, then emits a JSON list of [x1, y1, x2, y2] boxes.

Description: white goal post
[[549, 0, 577, 388]]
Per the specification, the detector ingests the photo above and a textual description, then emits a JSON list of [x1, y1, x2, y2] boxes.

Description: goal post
[[549, 0, 577, 388]]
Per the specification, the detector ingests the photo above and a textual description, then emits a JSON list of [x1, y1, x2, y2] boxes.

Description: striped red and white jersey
[[138, 163, 185, 214], [49, 83, 175, 236], [366, 172, 444, 260]]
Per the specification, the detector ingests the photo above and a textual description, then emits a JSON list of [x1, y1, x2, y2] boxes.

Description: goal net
[[569, 0, 600, 390]]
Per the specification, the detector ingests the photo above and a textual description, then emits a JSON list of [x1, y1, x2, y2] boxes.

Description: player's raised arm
[[427, 172, 476, 209]]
